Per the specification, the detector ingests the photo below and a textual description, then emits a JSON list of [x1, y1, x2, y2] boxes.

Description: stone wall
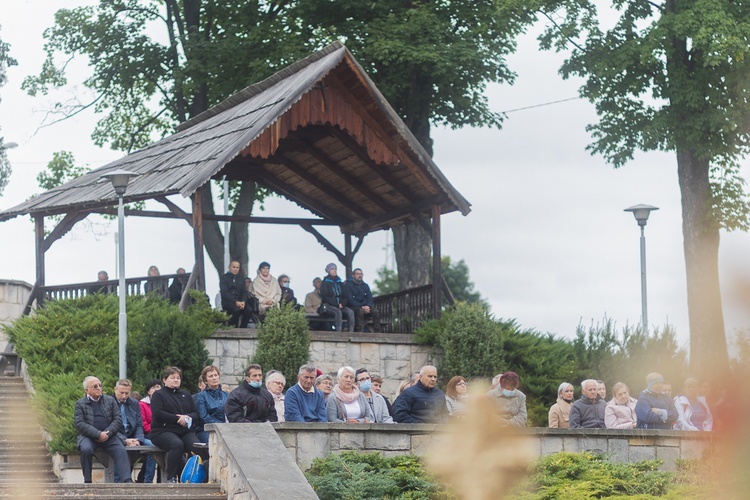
[[206, 330, 441, 396], [273, 424, 715, 472], [0, 279, 33, 350]]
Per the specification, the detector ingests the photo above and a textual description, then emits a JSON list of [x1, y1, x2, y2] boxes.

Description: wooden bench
[[94, 445, 166, 483]]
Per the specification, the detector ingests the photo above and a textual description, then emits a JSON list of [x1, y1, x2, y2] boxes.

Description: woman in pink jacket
[[605, 382, 637, 429]]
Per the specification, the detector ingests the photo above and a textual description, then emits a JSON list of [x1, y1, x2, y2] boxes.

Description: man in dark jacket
[[570, 379, 606, 428], [113, 378, 154, 482], [319, 263, 354, 332], [393, 366, 448, 423], [74, 376, 132, 483], [220, 260, 253, 327], [635, 372, 678, 429], [345, 268, 381, 333], [225, 364, 278, 423], [168, 267, 187, 303]]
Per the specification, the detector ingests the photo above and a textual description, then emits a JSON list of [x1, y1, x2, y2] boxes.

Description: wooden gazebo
[[0, 42, 470, 324]]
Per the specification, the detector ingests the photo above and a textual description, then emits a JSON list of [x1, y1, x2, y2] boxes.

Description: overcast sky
[[1, 1, 749, 351]]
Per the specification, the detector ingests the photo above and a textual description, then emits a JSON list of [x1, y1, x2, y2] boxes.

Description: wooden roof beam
[[42, 210, 89, 253], [271, 154, 373, 219], [285, 135, 395, 213], [342, 195, 444, 235], [300, 222, 345, 262], [155, 195, 193, 227]]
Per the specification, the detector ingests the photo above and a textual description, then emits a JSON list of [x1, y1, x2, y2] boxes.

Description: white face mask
[[502, 389, 517, 397]]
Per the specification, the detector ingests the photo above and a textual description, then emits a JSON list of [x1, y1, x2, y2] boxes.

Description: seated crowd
[[75, 364, 717, 483]]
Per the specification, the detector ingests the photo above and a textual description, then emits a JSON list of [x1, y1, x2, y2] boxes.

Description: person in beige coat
[[252, 261, 281, 315], [548, 382, 574, 428]]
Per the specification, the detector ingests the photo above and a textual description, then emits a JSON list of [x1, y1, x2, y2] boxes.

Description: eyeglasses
[[270, 381, 285, 385], [89, 383, 102, 389], [457, 382, 467, 386]]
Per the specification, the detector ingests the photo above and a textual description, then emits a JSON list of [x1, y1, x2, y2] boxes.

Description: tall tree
[[501, 0, 750, 378], [23, 1, 305, 278], [296, 0, 522, 289], [0, 24, 18, 196]]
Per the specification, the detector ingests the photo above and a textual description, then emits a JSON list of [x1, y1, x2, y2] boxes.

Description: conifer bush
[[4, 292, 224, 452], [251, 302, 310, 387]]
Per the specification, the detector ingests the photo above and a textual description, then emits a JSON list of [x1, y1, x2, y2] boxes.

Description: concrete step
[[0, 484, 227, 498]]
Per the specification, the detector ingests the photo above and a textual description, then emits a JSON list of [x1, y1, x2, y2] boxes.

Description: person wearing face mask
[[548, 382, 575, 428], [355, 368, 393, 423], [486, 371, 527, 427], [225, 364, 278, 423]]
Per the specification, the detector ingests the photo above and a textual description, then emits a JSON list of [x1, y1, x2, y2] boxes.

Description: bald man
[[393, 366, 448, 423]]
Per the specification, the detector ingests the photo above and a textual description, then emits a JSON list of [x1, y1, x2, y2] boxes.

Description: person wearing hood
[[605, 382, 638, 429], [319, 263, 354, 332], [635, 372, 678, 429], [252, 261, 282, 316], [225, 365, 278, 423], [548, 382, 574, 428], [345, 268, 381, 333]]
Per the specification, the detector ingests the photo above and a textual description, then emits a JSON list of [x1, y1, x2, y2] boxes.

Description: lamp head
[[101, 170, 138, 196], [1, 141, 18, 150], [624, 204, 659, 227]]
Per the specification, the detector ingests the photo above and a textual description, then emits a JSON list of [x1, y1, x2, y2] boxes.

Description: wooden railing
[[373, 284, 434, 334], [40, 273, 191, 302]]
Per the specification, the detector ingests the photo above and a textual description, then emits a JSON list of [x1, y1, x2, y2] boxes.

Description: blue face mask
[[359, 380, 372, 392], [502, 389, 517, 397], [249, 381, 262, 389]]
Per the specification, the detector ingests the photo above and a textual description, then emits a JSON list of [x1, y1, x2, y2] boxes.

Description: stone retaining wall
[[272, 424, 715, 471], [0, 280, 33, 349], [206, 330, 440, 396]]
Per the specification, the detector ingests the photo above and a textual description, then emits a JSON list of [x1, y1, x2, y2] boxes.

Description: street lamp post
[[624, 204, 659, 333], [101, 170, 139, 379]]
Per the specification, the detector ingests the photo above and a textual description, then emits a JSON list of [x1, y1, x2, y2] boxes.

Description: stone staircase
[[0, 376, 226, 499]]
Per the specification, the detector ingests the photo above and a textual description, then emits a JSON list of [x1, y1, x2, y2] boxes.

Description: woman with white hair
[[326, 366, 374, 423], [548, 382, 574, 428], [265, 370, 286, 422], [605, 382, 637, 429]]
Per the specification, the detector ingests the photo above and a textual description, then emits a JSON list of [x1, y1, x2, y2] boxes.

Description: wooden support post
[[431, 205, 441, 319], [192, 188, 206, 292], [344, 233, 353, 279], [34, 216, 46, 307]]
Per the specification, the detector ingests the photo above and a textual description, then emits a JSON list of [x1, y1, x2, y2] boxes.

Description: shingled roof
[[0, 42, 470, 236]]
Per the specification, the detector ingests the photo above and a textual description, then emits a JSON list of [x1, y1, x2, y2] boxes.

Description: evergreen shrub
[[305, 451, 453, 500], [251, 302, 310, 387], [4, 293, 224, 452]]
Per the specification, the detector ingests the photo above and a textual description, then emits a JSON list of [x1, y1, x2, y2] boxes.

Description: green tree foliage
[[414, 303, 507, 382], [251, 303, 310, 388], [305, 451, 453, 500], [3, 293, 223, 452], [23, 1, 300, 278], [374, 256, 488, 309], [500, 0, 750, 379], [0, 24, 18, 196]]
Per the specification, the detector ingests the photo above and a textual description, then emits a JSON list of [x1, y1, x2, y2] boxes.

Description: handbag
[[317, 303, 330, 315], [180, 453, 207, 484]]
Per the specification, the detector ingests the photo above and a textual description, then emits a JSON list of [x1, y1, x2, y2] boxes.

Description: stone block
[[396, 345, 411, 361], [680, 439, 708, 460], [309, 341, 325, 362], [410, 433, 436, 455], [382, 450, 411, 459], [380, 344, 397, 360], [360, 343, 380, 367], [346, 343, 362, 365], [655, 436, 680, 448], [656, 446, 680, 471], [562, 436, 579, 452], [218, 356, 234, 378], [410, 351, 429, 372], [628, 445, 656, 462], [218, 339, 240, 357], [324, 345, 347, 364], [204, 338, 217, 357], [364, 432, 411, 451], [296, 431, 332, 470], [276, 430, 297, 450], [540, 436, 564, 456], [238, 339, 255, 359], [383, 359, 409, 381], [339, 431, 365, 450], [605, 438, 628, 463], [578, 437, 608, 454]]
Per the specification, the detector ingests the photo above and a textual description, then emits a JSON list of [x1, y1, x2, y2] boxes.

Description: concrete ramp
[[207, 423, 318, 500]]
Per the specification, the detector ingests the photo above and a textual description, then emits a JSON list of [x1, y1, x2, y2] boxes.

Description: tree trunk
[[392, 66, 433, 289], [200, 181, 255, 281], [676, 147, 728, 380], [393, 223, 431, 289]]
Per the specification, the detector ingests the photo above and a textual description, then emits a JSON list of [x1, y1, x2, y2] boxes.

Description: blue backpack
[[180, 453, 207, 484]]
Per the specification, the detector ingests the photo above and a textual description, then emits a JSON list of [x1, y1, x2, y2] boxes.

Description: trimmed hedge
[[4, 292, 225, 452], [251, 302, 310, 388]]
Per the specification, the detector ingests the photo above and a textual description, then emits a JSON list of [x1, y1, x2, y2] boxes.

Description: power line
[[500, 96, 581, 114]]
